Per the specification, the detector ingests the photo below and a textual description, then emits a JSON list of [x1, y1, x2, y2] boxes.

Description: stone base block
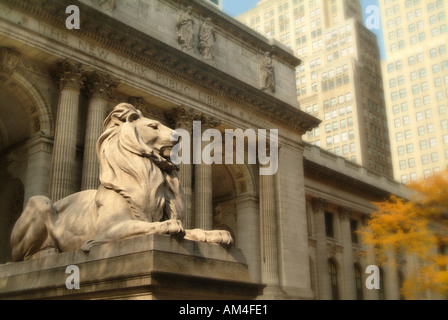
[[0, 234, 264, 300]]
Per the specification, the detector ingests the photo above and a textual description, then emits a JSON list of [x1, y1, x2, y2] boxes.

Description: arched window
[[354, 264, 363, 300], [328, 259, 339, 300]]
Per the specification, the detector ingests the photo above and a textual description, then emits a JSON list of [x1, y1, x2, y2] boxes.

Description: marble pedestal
[[0, 234, 264, 300]]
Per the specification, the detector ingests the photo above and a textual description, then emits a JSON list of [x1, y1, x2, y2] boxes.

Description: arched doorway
[[0, 61, 53, 263], [211, 163, 261, 281], [0, 82, 29, 263]]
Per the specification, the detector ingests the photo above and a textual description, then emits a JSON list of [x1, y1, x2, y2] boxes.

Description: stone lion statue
[[11, 103, 233, 262]]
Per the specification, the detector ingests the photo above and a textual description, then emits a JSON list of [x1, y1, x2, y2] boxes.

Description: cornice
[[303, 158, 393, 201], [2, 0, 319, 134]]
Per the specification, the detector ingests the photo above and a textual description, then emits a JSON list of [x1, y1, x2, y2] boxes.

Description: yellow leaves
[[361, 170, 448, 299]]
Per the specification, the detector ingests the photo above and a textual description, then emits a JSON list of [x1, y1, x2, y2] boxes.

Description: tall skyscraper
[[380, 0, 448, 183], [238, 0, 393, 178]]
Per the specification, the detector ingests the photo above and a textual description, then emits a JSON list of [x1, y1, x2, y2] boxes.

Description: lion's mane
[[96, 103, 185, 222]]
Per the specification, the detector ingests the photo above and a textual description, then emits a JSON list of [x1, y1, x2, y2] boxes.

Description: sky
[[222, 0, 386, 60]]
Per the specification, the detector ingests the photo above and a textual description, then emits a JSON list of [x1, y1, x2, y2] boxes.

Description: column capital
[[311, 197, 327, 213], [84, 70, 119, 99], [234, 195, 259, 210], [56, 59, 84, 91], [167, 105, 197, 131], [339, 206, 353, 221], [201, 114, 221, 130], [128, 96, 146, 109], [0, 47, 21, 76]]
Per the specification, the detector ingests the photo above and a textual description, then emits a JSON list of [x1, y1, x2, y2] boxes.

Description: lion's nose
[[171, 129, 181, 141]]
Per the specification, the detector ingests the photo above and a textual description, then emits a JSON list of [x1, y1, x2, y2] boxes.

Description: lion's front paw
[[161, 219, 186, 238], [209, 230, 234, 247], [185, 229, 234, 247]]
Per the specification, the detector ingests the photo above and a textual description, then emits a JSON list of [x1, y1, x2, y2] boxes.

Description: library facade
[[0, 0, 409, 300]]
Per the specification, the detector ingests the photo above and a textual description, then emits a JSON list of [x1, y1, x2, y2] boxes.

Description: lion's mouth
[[159, 146, 173, 160]]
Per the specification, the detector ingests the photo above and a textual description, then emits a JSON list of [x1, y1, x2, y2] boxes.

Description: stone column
[[194, 115, 220, 230], [259, 164, 280, 290], [24, 135, 53, 203], [50, 59, 83, 201], [169, 106, 195, 229], [312, 197, 332, 300], [274, 144, 313, 299], [235, 195, 261, 282], [81, 70, 118, 190], [362, 220, 380, 300], [384, 249, 400, 300], [339, 207, 356, 300]]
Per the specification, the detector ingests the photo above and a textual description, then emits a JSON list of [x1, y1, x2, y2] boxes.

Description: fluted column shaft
[[236, 196, 261, 282], [169, 106, 195, 229], [194, 116, 219, 230], [340, 208, 356, 300], [259, 168, 279, 287], [81, 71, 118, 190], [50, 60, 83, 201], [363, 223, 380, 300], [313, 198, 332, 300], [384, 250, 400, 300]]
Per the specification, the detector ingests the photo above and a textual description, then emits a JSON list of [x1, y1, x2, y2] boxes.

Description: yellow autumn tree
[[361, 170, 448, 299]]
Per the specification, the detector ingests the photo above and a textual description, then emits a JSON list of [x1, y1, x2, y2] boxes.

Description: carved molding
[[0, 47, 21, 76]]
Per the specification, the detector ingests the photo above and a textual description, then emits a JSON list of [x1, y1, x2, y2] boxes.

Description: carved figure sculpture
[[11, 103, 233, 262], [260, 52, 275, 93], [198, 18, 215, 60], [98, 0, 117, 12], [176, 6, 195, 51]]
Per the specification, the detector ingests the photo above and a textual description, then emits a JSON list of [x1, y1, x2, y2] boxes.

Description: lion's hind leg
[[10, 196, 57, 262]]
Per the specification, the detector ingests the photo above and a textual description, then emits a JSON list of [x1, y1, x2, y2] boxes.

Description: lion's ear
[[127, 112, 140, 123]]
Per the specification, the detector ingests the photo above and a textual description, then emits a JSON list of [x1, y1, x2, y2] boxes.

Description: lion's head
[[96, 103, 185, 222]]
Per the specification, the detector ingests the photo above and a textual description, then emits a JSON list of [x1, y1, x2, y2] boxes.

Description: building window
[[328, 260, 339, 300], [325, 212, 334, 238]]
